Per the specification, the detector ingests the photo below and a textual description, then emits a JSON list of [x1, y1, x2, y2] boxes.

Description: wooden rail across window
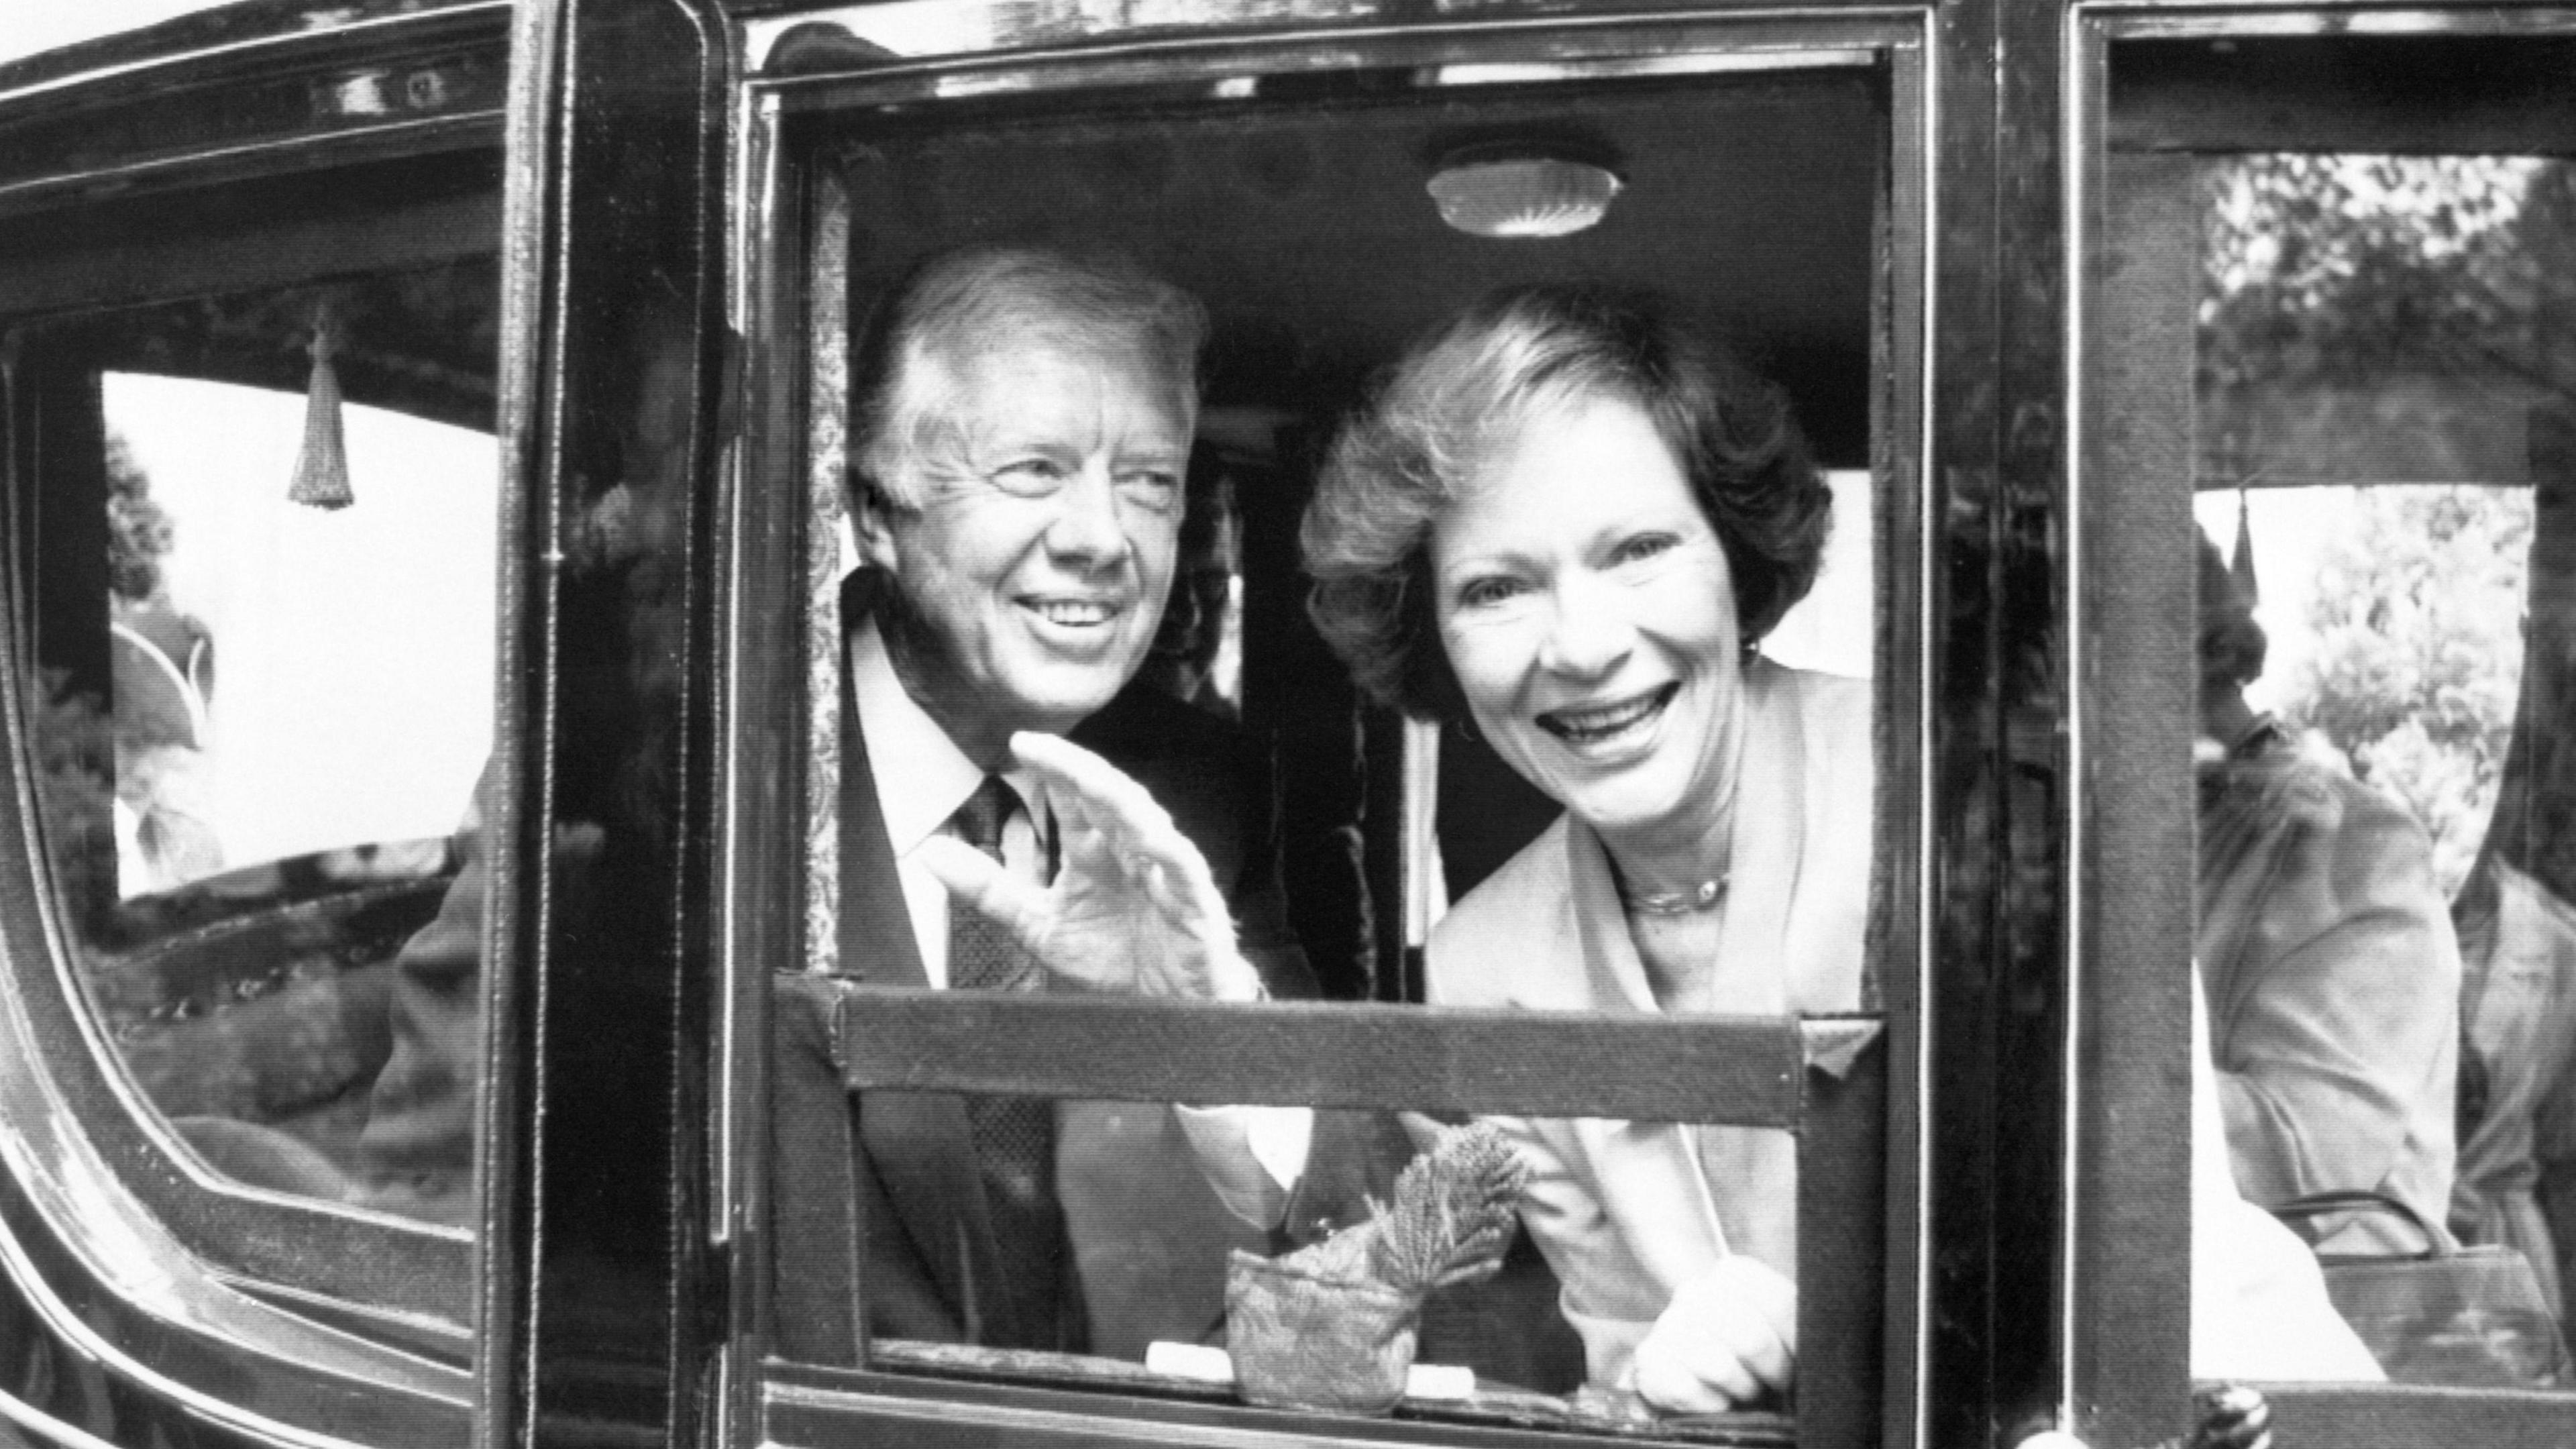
[[829, 987, 1878, 1124]]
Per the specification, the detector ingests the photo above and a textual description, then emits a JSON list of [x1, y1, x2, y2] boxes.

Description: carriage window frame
[[2070, 7, 2576, 1444], [0, 9, 513, 1432], [723, 9, 1932, 1446]]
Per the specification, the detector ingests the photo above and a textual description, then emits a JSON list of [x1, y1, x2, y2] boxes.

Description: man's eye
[[1118, 472, 1183, 506], [992, 458, 1067, 491]]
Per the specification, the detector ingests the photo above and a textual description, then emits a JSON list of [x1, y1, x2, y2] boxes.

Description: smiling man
[[853, 250, 1194, 764], [772, 245, 1310, 1362]]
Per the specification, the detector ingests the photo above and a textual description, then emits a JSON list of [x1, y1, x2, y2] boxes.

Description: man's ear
[[849, 472, 903, 572]]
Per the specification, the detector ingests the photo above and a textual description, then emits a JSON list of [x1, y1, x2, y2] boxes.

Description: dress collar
[[1566, 657, 1806, 1016]]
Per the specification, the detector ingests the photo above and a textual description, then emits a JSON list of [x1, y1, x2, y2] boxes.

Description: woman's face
[[1430, 393, 1743, 848]]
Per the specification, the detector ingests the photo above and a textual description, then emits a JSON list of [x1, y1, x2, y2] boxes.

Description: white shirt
[[849, 617, 1307, 1221], [850, 619, 1047, 989]]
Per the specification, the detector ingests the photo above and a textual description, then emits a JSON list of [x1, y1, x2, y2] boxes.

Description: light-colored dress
[[1423, 658, 1870, 1387], [1426, 659, 2385, 1386]]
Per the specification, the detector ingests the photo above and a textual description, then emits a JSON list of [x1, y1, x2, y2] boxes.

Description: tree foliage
[[105, 429, 171, 602], [2201, 155, 2548, 402], [2284, 485, 2530, 898], [2201, 156, 2570, 898]]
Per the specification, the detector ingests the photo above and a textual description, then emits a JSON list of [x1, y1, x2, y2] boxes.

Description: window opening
[[2114, 140, 2576, 1390], [14, 254, 500, 1224], [769, 43, 1904, 1447]]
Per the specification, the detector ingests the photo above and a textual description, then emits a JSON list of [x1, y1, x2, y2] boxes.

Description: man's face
[[859, 339, 1191, 761]]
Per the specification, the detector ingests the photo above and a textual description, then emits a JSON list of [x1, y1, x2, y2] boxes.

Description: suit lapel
[[839, 668, 927, 989], [841, 653, 1012, 1343]]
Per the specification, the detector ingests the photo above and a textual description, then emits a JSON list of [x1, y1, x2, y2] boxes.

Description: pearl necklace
[[1621, 872, 1730, 916]]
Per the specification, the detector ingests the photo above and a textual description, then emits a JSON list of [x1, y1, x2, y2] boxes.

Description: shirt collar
[[849, 616, 1045, 853]]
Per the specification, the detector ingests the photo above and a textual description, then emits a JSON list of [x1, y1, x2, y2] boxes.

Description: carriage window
[[2186, 150, 2575, 1388], [2090, 25, 2576, 1401], [762, 19, 1913, 1442], [14, 256, 498, 1222]]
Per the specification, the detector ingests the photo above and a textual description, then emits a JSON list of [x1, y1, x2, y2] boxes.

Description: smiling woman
[[1303, 284, 1861, 1411], [1430, 394, 1750, 856]]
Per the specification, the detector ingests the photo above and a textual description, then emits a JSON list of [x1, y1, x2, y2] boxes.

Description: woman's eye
[[1457, 576, 1523, 609], [1614, 533, 1678, 565]]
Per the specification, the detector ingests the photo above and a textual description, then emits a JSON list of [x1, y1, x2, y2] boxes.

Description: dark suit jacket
[[769, 670, 1309, 1363], [348, 648, 1307, 1352]]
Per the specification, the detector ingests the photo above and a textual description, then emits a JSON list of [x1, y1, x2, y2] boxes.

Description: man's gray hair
[[851, 245, 1208, 507]]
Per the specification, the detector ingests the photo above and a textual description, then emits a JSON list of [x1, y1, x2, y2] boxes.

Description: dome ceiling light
[[1426, 149, 1623, 239]]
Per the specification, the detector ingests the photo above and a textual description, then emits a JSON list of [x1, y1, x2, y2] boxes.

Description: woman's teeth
[[1030, 600, 1112, 626], [1543, 686, 1673, 743]]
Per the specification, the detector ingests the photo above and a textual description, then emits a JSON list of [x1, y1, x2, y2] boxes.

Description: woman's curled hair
[[1301, 284, 1833, 723]]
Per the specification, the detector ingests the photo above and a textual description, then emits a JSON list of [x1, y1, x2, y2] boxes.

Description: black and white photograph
[[0, 4, 2567, 1448]]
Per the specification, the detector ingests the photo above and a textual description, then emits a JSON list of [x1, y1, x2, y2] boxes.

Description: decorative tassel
[[287, 302, 353, 510], [2229, 485, 2260, 608]]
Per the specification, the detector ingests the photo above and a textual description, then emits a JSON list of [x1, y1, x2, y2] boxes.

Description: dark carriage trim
[[833, 987, 1830, 1126], [2261, 1382, 2576, 1449], [0, 1, 511, 99], [731, 7, 1927, 1446], [751, 11, 1917, 115], [0, 3, 510, 218], [766, 1353, 1799, 1449]]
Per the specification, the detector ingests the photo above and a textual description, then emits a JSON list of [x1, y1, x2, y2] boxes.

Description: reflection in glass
[[2192, 153, 2576, 1387], [851, 1092, 1787, 1444], [19, 261, 498, 1216]]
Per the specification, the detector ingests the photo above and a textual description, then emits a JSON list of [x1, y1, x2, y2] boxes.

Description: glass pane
[[103, 373, 494, 887], [2188, 153, 2576, 1387], [20, 256, 498, 1222], [833, 1091, 1797, 1445], [780, 43, 1893, 1438]]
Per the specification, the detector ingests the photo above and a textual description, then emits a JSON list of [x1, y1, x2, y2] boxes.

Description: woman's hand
[[1624, 1256, 1798, 1414], [915, 731, 1261, 1002]]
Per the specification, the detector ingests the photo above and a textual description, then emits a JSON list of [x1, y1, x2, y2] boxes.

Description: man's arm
[[2206, 778, 2461, 1208]]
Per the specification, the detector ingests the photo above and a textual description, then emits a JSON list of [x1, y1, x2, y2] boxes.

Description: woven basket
[[1225, 1249, 1421, 1415]]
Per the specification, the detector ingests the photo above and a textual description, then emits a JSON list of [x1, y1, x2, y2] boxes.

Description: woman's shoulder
[[1426, 815, 1578, 1007], [1750, 658, 1870, 782], [1756, 658, 1868, 728]]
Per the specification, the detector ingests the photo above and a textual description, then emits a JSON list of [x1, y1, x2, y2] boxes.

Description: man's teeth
[[1550, 692, 1664, 740], [1031, 600, 1112, 625]]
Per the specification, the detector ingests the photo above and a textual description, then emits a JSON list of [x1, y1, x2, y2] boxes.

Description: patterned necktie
[[945, 775, 1073, 1347]]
